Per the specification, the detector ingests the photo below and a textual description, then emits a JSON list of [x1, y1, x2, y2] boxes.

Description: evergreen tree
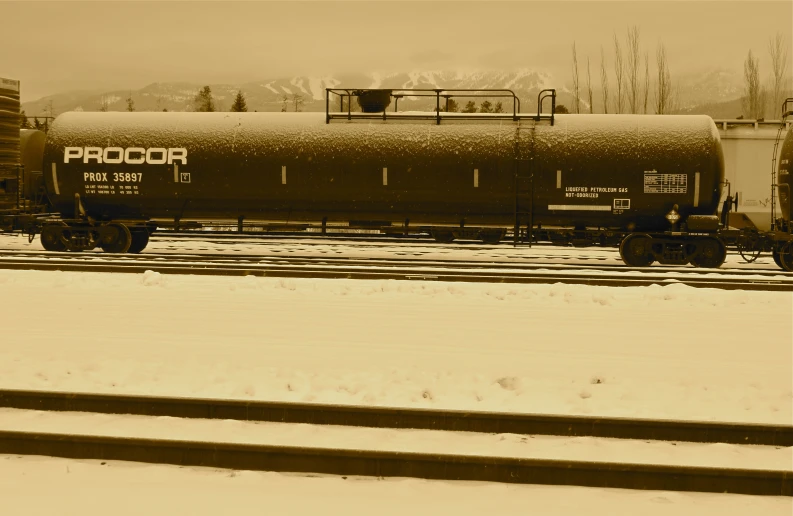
[[126, 93, 135, 112], [281, 94, 288, 112], [493, 102, 504, 113], [443, 98, 459, 112], [231, 91, 248, 112], [479, 100, 493, 113], [554, 104, 570, 114], [194, 86, 215, 112], [19, 110, 33, 129], [462, 101, 477, 113]]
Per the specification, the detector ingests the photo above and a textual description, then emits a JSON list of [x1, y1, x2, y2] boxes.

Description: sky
[[3, 0, 792, 102]]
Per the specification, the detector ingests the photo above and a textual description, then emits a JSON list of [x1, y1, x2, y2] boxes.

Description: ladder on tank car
[[512, 89, 556, 246], [770, 98, 793, 230]]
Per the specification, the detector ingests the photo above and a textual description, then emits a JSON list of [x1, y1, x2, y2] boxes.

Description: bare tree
[[572, 42, 581, 113], [586, 57, 593, 113], [768, 32, 789, 118], [626, 26, 641, 113], [613, 33, 624, 113], [668, 81, 681, 114], [99, 96, 109, 112], [600, 46, 609, 114], [281, 94, 288, 112], [655, 43, 673, 114], [643, 51, 650, 113], [742, 50, 764, 119]]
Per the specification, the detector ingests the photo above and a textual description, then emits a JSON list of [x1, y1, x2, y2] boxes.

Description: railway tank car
[[38, 89, 727, 267], [773, 115, 793, 269]]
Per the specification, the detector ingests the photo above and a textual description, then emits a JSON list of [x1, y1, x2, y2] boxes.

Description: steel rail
[[0, 255, 791, 290], [0, 430, 789, 496], [1, 389, 790, 446], [0, 248, 789, 278], [0, 254, 791, 290]]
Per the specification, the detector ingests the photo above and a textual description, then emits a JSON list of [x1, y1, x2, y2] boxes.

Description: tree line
[[570, 27, 790, 119], [570, 26, 676, 115], [741, 33, 789, 120]]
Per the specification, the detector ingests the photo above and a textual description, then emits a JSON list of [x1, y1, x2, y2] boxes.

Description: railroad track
[[0, 389, 790, 496], [0, 249, 791, 290], [1, 247, 788, 275]]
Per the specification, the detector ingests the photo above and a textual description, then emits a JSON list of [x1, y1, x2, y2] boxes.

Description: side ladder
[[512, 90, 555, 246], [771, 98, 793, 230], [513, 123, 535, 246], [771, 124, 784, 230]]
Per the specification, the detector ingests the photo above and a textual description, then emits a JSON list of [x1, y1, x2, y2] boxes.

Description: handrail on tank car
[[782, 98, 793, 120], [325, 88, 546, 124], [537, 89, 556, 126], [713, 119, 792, 131]]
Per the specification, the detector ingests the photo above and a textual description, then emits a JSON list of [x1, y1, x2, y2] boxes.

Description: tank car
[[4, 87, 791, 270], [36, 88, 728, 267], [770, 103, 793, 270]]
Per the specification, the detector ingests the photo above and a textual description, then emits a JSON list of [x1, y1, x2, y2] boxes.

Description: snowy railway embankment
[[0, 393, 790, 495], [0, 239, 791, 509]]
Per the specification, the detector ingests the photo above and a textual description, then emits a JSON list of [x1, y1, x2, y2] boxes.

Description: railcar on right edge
[[726, 98, 793, 271]]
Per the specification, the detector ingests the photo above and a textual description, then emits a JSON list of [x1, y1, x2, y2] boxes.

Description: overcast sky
[[4, 0, 792, 102]]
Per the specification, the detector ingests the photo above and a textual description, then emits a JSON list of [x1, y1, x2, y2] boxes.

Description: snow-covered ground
[[2, 454, 789, 516], [0, 237, 791, 514], [1, 268, 790, 423]]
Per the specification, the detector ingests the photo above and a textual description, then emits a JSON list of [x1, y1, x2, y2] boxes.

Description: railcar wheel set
[[1, 85, 792, 271]]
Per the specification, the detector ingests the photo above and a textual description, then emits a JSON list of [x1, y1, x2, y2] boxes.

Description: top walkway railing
[[325, 88, 556, 125]]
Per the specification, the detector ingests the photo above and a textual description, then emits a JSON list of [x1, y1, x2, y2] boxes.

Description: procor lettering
[[64, 147, 187, 165]]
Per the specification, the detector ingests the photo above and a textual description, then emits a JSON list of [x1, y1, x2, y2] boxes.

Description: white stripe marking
[[474, 168, 479, 188], [282, 166, 286, 185], [548, 205, 611, 211], [51, 163, 60, 195], [383, 167, 387, 186], [557, 170, 561, 189], [694, 172, 700, 207], [174, 164, 179, 183]]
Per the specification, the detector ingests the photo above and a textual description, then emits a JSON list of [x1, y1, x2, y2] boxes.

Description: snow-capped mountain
[[20, 69, 555, 115], [20, 67, 760, 118]]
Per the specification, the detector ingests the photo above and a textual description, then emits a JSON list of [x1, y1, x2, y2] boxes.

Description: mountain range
[[20, 68, 782, 119]]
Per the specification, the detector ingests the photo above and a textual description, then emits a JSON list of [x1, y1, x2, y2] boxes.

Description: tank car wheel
[[99, 223, 132, 253], [772, 249, 784, 269], [689, 238, 727, 269], [127, 229, 150, 254], [779, 250, 793, 272], [619, 235, 655, 267], [431, 229, 455, 243], [40, 223, 68, 252], [480, 229, 505, 245]]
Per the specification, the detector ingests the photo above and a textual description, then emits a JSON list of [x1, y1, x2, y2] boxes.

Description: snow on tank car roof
[[49, 112, 721, 145], [52, 111, 328, 128]]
